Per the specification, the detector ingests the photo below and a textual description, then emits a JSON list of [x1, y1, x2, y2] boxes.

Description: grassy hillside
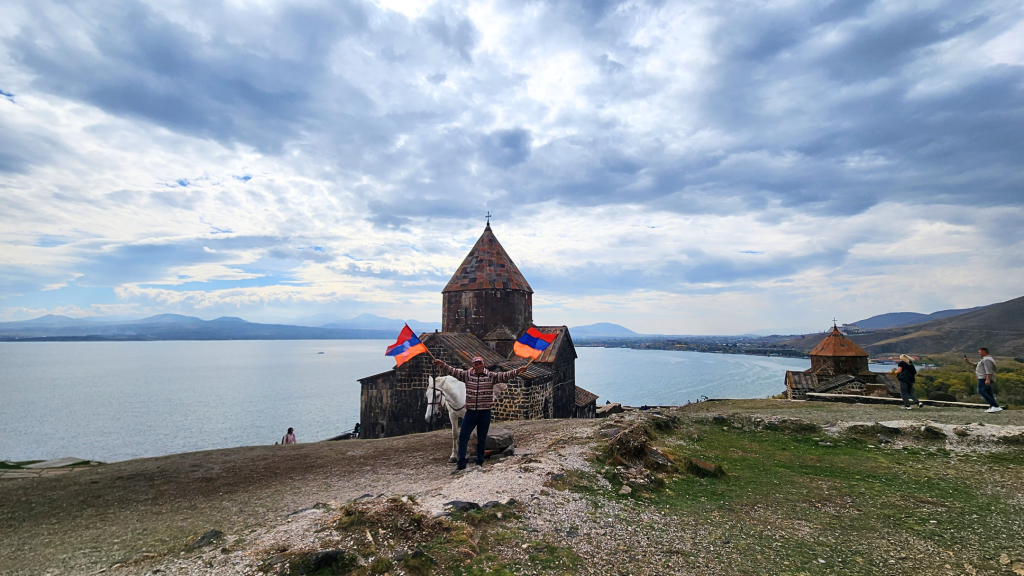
[[853, 307, 979, 330], [785, 295, 1024, 356]]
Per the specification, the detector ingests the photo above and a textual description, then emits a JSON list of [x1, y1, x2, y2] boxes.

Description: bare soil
[[2, 400, 1023, 576], [0, 417, 589, 575]]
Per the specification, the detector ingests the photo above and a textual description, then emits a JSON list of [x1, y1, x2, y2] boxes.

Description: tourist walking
[[895, 354, 921, 410], [281, 427, 298, 444], [965, 348, 1002, 412], [433, 356, 526, 472]]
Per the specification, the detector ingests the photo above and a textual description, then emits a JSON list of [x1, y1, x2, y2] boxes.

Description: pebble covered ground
[[3, 400, 1024, 576]]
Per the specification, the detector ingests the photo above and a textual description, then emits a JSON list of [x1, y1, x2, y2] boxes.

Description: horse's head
[[425, 376, 442, 423]]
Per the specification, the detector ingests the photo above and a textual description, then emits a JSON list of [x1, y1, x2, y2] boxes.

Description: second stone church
[[358, 223, 594, 439]]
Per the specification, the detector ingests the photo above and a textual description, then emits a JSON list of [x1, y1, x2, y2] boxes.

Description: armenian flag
[[513, 327, 557, 360], [386, 324, 428, 367]]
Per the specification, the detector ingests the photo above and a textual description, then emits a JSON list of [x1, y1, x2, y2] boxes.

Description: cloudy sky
[[1, 0, 1022, 334]]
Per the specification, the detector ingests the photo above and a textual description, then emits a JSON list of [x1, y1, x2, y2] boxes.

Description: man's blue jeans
[[457, 409, 492, 468], [978, 380, 999, 408]]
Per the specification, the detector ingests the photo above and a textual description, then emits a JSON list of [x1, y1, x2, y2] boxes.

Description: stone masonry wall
[[359, 342, 458, 440], [442, 289, 532, 340], [549, 346, 577, 418], [492, 373, 554, 421]]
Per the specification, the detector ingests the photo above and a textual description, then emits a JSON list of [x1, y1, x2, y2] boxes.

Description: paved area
[[1, 458, 101, 480], [23, 457, 87, 469], [0, 467, 91, 479]]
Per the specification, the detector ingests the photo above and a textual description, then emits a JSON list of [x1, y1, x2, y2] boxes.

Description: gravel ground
[[2, 400, 1022, 576]]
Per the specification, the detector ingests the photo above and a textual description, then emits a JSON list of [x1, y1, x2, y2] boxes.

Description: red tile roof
[[809, 326, 869, 357], [442, 224, 533, 293], [575, 386, 598, 407]]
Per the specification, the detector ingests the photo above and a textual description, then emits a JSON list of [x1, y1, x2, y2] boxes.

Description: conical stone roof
[[442, 224, 533, 293], [809, 325, 869, 357]]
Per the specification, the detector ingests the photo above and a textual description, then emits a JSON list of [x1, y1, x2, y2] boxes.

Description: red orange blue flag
[[386, 324, 428, 367], [513, 327, 557, 360]]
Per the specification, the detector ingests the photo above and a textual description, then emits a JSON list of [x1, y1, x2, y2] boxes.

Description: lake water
[[0, 340, 810, 463]]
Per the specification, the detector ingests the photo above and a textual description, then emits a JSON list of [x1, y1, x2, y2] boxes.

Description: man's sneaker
[[451, 466, 467, 475], [985, 407, 1000, 413], [901, 406, 913, 410], [917, 402, 925, 408]]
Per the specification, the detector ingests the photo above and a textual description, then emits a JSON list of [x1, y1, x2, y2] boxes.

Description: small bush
[[401, 551, 436, 576], [918, 362, 1024, 407], [367, 557, 393, 575], [335, 506, 365, 529]]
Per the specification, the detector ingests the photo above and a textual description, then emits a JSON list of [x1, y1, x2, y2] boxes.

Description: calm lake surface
[[0, 340, 810, 462]]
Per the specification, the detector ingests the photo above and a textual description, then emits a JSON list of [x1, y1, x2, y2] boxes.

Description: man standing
[[434, 356, 526, 472], [965, 348, 1002, 413]]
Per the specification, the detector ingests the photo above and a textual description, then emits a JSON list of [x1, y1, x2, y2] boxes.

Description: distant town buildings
[[840, 323, 863, 334]]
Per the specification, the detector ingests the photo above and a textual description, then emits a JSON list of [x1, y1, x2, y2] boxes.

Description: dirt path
[[0, 418, 596, 576]]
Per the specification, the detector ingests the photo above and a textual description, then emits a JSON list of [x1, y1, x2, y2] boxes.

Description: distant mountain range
[[284, 312, 440, 333], [17, 301, 1018, 355], [0, 313, 641, 342], [851, 307, 982, 330], [569, 323, 639, 338], [0, 314, 397, 341], [311, 313, 440, 334], [784, 295, 1024, 356]]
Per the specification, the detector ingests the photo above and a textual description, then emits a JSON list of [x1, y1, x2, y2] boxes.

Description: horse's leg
[[449, 410, 459, 463]]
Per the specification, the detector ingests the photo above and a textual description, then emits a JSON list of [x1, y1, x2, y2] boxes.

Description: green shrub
[[918, 362, 1024, 407], [368, 557, 393, 575]]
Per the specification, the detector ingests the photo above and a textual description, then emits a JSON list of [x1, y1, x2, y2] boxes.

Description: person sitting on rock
[[433, 356, 526, 472]]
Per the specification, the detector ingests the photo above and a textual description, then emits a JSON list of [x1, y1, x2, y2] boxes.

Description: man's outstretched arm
[[433, 358, 468, 380], [492, 366, 528, 383]]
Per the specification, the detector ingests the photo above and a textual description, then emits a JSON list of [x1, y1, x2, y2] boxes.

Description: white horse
[[425, 374, 509, 462], [425, 375, 467, 463]]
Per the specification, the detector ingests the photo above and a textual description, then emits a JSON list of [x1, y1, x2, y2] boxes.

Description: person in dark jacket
[[896, 354, 921, 410]]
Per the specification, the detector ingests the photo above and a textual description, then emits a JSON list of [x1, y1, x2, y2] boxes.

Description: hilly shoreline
[[784, 295, 1024, 356]]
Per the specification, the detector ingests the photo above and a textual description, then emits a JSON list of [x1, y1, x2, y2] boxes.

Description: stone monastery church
[[784, 324, 900, 400], [358, 223, 597, 439]]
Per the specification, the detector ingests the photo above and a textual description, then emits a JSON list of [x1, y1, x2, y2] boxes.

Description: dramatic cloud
[[0, 0, 1022, 333]]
